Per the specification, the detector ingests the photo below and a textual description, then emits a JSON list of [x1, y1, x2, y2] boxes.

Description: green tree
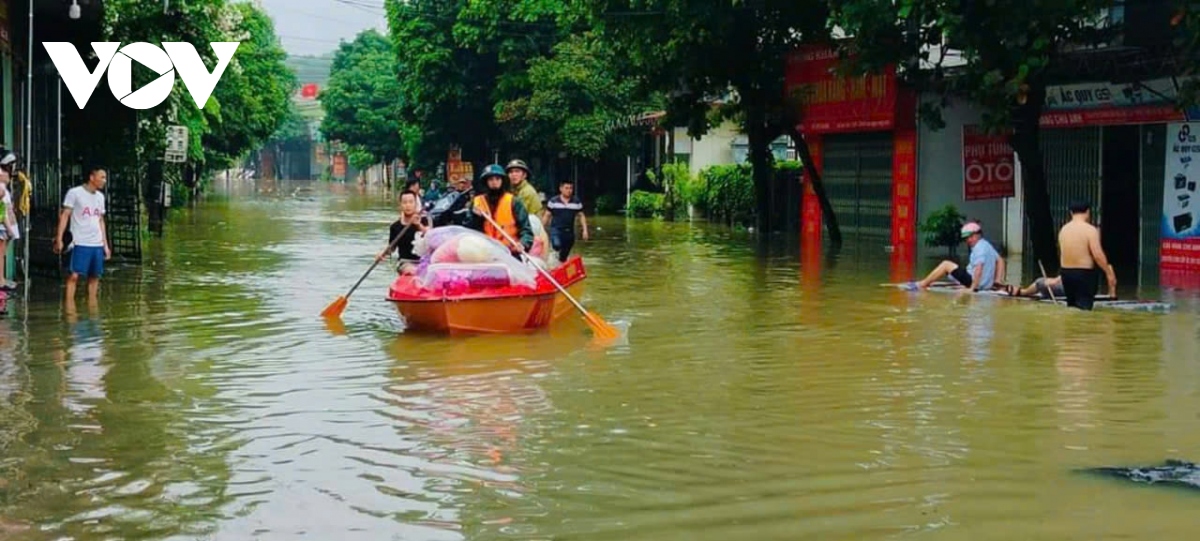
[[100, 0, 234, 163], [202, 2, 297, 171], [319, 29, 405, 165], [1177, 3, 1200, 105], [830, 0, 1127, 273], [494, 31, 654, 160], [386, 0, 506, 170], [594, 0, 836, 237]]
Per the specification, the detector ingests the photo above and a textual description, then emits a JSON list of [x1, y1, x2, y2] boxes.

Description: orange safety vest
[[473, 193, 519, 250]]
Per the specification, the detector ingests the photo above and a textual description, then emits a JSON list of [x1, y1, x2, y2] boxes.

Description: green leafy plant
[[627, 190, 665, 219], [920, 205, 968, 257], [595, 194, 622, 215]]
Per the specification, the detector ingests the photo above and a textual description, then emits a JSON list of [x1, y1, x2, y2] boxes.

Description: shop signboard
[[961, 125, 1016, 200], [1161, 122, 1200, 275]]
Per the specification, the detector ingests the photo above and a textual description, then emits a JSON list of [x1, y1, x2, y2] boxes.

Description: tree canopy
[[94, 0, 295, 178], [203, 2, 297, 170], [319, 29, 405, 165]]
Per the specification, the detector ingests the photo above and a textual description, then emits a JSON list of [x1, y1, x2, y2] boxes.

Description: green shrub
[[920, 204, 968, 257], [595, 194, 622, 215], [627, 190, 665, 218]]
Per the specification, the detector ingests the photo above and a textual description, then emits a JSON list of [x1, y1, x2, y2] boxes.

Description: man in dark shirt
[[541, 180, 589, 263], [378, 191, 429, 273]]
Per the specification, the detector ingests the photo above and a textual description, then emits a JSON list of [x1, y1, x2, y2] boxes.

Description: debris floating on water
[[1080, 459, 1200, 491]]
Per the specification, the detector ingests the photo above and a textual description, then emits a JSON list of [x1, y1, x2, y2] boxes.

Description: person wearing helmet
[[505, 159, 543, 216], [467, 164, 533, 256], [906, 220, 1004, 291]]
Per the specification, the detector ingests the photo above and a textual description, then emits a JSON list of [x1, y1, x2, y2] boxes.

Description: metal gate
[[1022, 127, 1101, 272], [822, 132, 894, 240], [104, 165, 143, 261]]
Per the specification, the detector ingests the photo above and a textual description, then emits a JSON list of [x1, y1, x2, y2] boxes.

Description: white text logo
[[43, 41, 240, 110]]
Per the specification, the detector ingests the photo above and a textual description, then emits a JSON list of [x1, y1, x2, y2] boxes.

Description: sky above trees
[[260, 0, 385, 56]]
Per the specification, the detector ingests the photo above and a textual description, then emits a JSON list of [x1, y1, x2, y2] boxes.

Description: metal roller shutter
[[1022, 127, 1102, 271], [822, 133, 895, 241]]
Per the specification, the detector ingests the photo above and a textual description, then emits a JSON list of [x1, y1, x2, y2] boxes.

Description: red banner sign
[[892, 129, 917, 258], [1041, 105, 1184, 128], [785, 44, 898, 134], [962, 125, 1016, 201]]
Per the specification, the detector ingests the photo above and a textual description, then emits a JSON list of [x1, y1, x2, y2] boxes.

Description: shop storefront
[[1003, 77, 1200, 288], [785, 44, 918, 277]]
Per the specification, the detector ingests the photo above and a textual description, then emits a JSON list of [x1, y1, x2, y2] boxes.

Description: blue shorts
[[69, 246, 105, 278]]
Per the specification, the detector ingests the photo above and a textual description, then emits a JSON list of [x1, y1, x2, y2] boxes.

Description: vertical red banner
[[801, 135, 824, 243], [800, 135, 824, 290], [891, 129, 917, 282]]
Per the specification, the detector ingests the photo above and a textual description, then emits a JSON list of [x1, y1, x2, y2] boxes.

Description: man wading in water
[[53, 167, 110, 310], [1057, 201, 1117, 311]]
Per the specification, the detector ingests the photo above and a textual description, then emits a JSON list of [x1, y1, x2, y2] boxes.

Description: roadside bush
[[595, 194, 622, 215], [627, 190, 665, 218]]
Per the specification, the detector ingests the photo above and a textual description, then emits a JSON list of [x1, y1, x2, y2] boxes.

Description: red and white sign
[[962, 125, 1015, 201], [784, 44, 900, 134]]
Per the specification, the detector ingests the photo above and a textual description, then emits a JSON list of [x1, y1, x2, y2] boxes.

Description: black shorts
[[1060, 267, 1099, 311], [950, 266, 973, 288]]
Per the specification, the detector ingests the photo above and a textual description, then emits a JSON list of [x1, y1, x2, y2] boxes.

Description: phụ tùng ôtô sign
[[961, 125, 1015, 201]]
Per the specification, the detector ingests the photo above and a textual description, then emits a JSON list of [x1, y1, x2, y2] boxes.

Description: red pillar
[[890, 129, 917, 283]]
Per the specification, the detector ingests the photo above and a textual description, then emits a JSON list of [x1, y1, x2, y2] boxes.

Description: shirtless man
[[1057, 200, 1117, 311]]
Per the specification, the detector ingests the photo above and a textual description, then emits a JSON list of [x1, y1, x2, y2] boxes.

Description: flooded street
[[3, 182, 1200, 540]]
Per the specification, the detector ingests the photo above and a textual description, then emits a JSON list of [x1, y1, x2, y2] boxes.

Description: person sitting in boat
[[466, 164, 534, 257], [906, 221, 1004, 292], [378, 191, 430, 274]]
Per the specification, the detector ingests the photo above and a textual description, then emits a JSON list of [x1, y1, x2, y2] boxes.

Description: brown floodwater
[[1, 180, 1199, 540]]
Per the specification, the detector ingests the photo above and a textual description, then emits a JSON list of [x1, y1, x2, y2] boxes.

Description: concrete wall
[[916, 94, 1008, 262], [689, 120, 740, 177]]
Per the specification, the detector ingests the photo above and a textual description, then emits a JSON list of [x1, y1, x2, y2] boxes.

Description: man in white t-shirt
[[53, 167, 110, 304]]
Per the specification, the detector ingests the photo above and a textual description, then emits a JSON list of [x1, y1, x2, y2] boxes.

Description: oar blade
[[583, 311, 621, 339], [321, 296, 348, 318]]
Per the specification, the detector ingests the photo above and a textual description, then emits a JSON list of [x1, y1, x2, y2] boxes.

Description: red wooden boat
[[386, 256, 587, 334]]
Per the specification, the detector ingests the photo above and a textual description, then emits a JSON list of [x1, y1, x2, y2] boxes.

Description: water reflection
[[0, 182, 1197, 540]]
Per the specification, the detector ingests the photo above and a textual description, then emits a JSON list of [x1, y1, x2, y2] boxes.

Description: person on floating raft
[[905, 221, 1008, 292]]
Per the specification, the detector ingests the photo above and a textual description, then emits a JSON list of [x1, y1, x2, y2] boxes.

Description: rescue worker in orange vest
[[466, 164, 534, 257]]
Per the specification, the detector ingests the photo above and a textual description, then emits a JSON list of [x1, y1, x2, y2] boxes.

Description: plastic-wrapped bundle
[[412, 225, 475, 259], [528, 214, 550, 260], [411, 227, 539, 291], [415, 263, 527, 293]]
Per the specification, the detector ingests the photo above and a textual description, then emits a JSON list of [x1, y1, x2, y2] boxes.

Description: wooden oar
[[321, 223, 413, 318], [476, 209, 620, 339]]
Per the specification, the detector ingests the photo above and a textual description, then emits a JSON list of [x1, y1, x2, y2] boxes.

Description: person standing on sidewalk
[[53, 167, 110, 307]]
